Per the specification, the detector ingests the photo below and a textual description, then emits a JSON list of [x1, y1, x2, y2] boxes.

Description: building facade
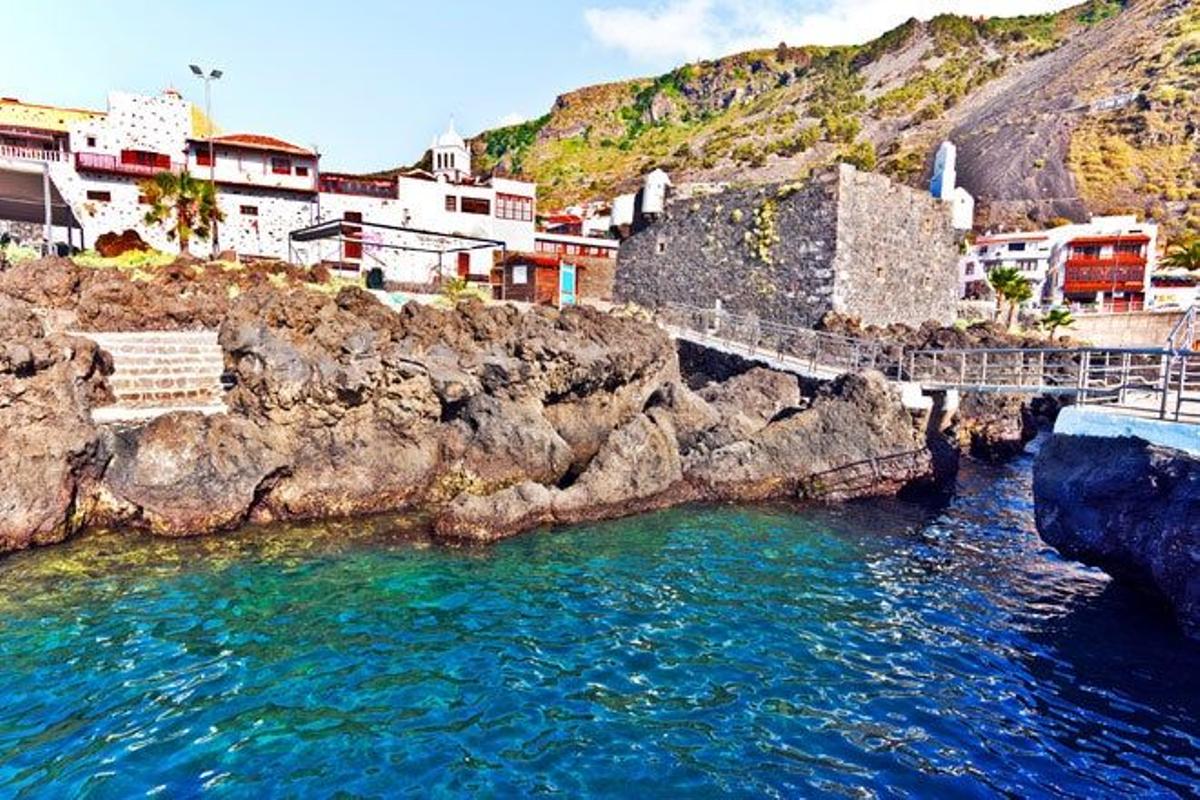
[[0, 90, 542, 287], [960, 215, 1160, 311]]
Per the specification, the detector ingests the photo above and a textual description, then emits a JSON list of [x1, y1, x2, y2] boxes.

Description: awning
[[0, 165, 79, 227]]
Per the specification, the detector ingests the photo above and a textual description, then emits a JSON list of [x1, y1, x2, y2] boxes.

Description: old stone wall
[[616, 165, 960, 329], [616, 176, 840, 328], [832, 166, 960, 327]]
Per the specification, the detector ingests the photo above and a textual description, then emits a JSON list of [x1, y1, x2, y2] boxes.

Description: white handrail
[[0, 144, 67, 163]]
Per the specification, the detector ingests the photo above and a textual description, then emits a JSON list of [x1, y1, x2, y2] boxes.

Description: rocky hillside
[[458, 0, 1196, 237]]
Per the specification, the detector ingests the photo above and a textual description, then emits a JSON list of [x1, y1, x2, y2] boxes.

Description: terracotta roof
[[975, 234, 1050, 245], [202, 133, 315, 156], [504, 252, 561, 268], [1070, 233, 1151, 244]]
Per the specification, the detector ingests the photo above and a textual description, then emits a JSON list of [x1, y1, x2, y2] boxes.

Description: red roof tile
[[202, 133, 315, 156]]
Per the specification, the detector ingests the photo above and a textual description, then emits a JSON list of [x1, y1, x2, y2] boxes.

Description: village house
[[0, 91, 547, 290], [960, 215, 1160, 312]]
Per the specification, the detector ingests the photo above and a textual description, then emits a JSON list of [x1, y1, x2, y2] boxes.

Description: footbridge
[[659, 303, 1200, 424]]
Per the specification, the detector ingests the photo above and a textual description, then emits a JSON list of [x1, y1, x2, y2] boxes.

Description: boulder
[[0, 296, 110, 554], [94, 229, 150, 258], [1035, 434, 1200, 638]]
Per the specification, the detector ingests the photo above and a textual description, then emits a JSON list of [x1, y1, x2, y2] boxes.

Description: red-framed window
[[495, 192, 533, 222], [196, 149, 214, 167], [240, 205, 258, 216], [121, 149, 170, 168], [445, 195, 457, 212], [295, 165, 309, 177], [271, 157, 292, 175], [461, 197, 490, 215], [87, 190, 111, 202], [457, 252, 470, 278]]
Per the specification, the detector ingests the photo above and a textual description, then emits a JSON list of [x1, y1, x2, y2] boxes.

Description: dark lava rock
[[0, 295, 110, 553], [1035, 434, 1200, 638]]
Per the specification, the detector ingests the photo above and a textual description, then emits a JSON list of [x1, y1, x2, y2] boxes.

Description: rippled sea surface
[[1, 453, 1199, 799]]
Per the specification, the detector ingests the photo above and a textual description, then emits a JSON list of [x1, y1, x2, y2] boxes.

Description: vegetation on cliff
[[392, 0, 1195, 238]]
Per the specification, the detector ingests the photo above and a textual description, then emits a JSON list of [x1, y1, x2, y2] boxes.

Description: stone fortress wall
[[615, 164, 960, 328]]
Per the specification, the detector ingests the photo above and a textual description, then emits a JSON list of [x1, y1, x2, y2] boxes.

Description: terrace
[[75, 151, 184, 178]]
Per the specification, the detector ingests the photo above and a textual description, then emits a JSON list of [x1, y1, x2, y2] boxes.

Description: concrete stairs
[[77, 331, 228, 424]]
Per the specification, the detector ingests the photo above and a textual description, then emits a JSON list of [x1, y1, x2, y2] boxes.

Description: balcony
[[75, 152, 183, 178], [1065, 252, 1146, 269], [1064, 264, 1146, 294], [319, 174, 397, 199], [0, 144, 68, 163]]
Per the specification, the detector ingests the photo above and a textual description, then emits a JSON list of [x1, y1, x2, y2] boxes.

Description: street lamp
[[189, 64, 222, 256]]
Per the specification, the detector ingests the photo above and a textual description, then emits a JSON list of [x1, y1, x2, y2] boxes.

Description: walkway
[[659, 303, 1200, 425]]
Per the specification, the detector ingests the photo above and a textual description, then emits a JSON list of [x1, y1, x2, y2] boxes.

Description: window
[[1008, 242, 1027, 252], [87, 190, 111, 202], [1115, 242, 1143, 255], [86, 136, 96, 148], [240, 205, 258, 216], [295, 165, 309, 177], [271, 157, 291, 175], [445, 195, 457, 212], [121, 149, 171, 168], [196, 149, 213, 167], [137, 194, 149, 205], [1074, 245, 1103, 258], [495, 192, 534, 221], [461, 197, 490, 215], [512, 265, 528, 285]]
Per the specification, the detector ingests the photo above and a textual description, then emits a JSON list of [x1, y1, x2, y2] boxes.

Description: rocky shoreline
[[0, 255, 969, 556]]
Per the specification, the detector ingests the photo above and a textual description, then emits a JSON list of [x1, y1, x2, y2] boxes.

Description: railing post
[[1159, 353, 1172, 420], [979, 351, 988, 387], [1118, 352, 1131, 407]]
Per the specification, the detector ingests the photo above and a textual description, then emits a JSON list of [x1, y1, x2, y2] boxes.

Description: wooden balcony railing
[[1065, 253, 1147, 268], [75, 152, 183, 177], [0, 144, 67, 163], [318, 175, 397, 199]]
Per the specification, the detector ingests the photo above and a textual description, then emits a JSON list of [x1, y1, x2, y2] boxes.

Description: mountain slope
[[456, 0, 1196, 237]]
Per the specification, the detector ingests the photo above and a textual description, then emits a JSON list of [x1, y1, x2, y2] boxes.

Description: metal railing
[[658, 303, 905, 379], [661, 302, 1200, 424], [1167, 305, 1197, 351], [75, 151, 184, 177], [0, 144, 67, 163]]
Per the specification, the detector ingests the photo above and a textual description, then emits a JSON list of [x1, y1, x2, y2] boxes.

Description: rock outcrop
[[1035, 433, 1200, 638], [0, 277, 951, 554], [0, 296, 111, 553]]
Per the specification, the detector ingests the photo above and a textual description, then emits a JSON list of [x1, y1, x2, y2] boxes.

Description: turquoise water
[[1, 455, 1199, 798]]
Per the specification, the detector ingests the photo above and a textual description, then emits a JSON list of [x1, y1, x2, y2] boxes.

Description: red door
[[457, 252, 470, 279], [342, 212, 363, 262]]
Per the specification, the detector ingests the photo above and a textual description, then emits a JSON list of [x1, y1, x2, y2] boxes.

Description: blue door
[[559, 262, 577, 307]]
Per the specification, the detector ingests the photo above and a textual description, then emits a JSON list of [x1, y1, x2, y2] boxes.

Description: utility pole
[[190, 64, 223, 258]]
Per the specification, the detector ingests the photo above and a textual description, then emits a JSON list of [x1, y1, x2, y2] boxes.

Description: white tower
[[930, 140, 975, 231], [930, 141, 957, 201], [431, 119, 470, 182]]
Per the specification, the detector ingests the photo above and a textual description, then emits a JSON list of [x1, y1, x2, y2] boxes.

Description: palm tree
[[988, 266, 1033, 328], [1162, 240, 1200, 271], [1040, 307, 1075, 339], [139, 170, 223, 253]]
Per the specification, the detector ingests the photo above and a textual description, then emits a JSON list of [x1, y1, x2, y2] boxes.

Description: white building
[[961, 215, 1161, 311], [930, 141, 975, 232], [0, 91, 542, 287]]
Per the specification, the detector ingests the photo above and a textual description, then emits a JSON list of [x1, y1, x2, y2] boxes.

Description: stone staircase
[[77, 331, 228, 424]]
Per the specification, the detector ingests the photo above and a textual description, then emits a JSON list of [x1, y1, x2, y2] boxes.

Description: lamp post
[[189, 64, 222, 257]]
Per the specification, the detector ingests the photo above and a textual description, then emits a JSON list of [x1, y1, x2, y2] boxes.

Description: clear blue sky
[[0, 0, 1078, 173]]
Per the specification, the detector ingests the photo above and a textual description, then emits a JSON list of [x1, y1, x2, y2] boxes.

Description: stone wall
[[616, 165, 960, 328], [832, 166, 960, 327], [616, 175, 839, 328]]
